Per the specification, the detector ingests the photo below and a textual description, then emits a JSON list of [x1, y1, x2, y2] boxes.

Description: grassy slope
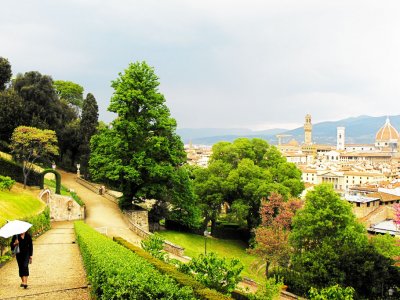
[[0, 183, 45, 226], [158, 230, 265, 283]]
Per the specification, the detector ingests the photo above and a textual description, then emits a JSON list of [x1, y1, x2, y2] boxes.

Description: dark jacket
[[11, 233, 33, 257]]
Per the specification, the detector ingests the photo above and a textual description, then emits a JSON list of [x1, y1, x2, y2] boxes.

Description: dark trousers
[[16, 254, 29, 277]]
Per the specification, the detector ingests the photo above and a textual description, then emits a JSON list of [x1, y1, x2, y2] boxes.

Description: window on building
[[356, 203, 361, 207], [367, 202, 370, 207]]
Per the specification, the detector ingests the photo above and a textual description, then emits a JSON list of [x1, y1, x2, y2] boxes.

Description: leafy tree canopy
[[10, 126, 59, 188], [287, 184, 400, 298], [53, 80, 84, 108], [89, 62, 197, 225], [193, 138, 304, 232], [0, 57, 12, 91]]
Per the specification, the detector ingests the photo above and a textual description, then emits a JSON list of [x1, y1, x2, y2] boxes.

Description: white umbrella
[[0, 220, 32, 238]]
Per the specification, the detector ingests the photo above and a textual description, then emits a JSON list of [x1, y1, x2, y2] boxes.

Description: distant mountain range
[[177, 115, 400, 146]]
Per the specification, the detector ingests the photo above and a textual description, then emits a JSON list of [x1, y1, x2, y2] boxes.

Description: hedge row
[[74, 222, 198, 300], [0, 157, 41, 186], [0, 206, 50, 258], [114, 237, 233, 300], [25, 206, 51, 237]]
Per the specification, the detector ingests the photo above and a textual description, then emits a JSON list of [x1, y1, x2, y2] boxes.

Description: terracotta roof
[[376, 117, 400, 141], [367, 191, 400, 202]]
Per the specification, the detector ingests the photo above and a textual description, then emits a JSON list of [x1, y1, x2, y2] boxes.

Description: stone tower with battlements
[[304, 114, 312, 145]]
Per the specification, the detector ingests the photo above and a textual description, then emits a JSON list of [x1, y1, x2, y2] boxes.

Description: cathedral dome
[[375, 117, 399, 141]]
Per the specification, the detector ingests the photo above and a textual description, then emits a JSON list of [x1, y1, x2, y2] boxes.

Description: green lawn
[[157, 230, 266, 283], [0, 184, 46, 226]]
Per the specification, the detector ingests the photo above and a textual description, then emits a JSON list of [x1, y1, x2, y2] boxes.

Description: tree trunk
[[211, 218, 217, 235], [202, 216, 210, 232], [265, 260, 271, 278]]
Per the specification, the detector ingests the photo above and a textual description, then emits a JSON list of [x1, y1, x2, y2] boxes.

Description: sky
[[1, 1, 400, 130]]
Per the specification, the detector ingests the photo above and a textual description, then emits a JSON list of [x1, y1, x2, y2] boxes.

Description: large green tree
[[53, 80, 84, 109], [13, 71, 62, 130], [193, 138, 304, 232], [10, 126, 59, 188], [289, 184, 368, 289], [79, 93, 99, 178], [0, 57, 12, 91], [89, 62, 196, 223], [288, 184, 400, 298], [0, 89, 25, 145]]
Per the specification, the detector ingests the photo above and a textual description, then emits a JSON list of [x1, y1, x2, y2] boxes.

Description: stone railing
[[75, 177, 185, 256], [123, 213, 185, 257], [75, 177, 119, 204], [76, 177, 101, 194]]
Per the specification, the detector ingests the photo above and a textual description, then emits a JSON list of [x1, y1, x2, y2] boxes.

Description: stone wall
[[124, 210, 149, 232], [76, 177, 102, 194], [39, 189, 85, 221], [362, 205, 392, 227], [123, 213, 185, 257]]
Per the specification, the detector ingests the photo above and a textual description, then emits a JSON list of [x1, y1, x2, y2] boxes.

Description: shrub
[[0, 157, 41, 186], [0, 175, 15, 190], [248, 277, 283, 300], [114, 237, 233, 300], [179, 252, 244, 293], [141, 233, 167, 261], [74, 222, 197, 299], [26, 206, 51, 237], [309, 285, 355, 300]]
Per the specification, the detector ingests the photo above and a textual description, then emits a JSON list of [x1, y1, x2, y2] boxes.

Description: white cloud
[[2, 0, 400, 128]]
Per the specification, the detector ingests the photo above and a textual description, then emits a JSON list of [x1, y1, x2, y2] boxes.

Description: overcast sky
[[1, 1, 400, 130]]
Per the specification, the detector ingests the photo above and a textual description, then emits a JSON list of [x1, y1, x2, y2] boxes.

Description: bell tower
[[304, 114, 312, 145]]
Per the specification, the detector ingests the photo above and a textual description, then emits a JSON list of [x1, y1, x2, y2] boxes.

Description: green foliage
[[0, 57, 12, 91], [89, 61, 197, 226], [53, 80, 84, 108], [0, 157, 41, 186], [141, 233, 167, 261], [157, 230, 264, 283], [79, 93, 98, 178], [193, 138, 304, 232], [287, 184, 400, 298], [10, 126, 59, 187], [179, 252, 244, 293], [248, 277, 283, 300], [13, 71, 60, 130], [114, 237, 233, 300], [370, 233, 400, 260], [0, 175, 15, 190], [12, 71, 81, 171], [74, 222, 197, 299], [25, 206, 51, 237], [0, 89, 25, 143], [309, 285, 355, 300]]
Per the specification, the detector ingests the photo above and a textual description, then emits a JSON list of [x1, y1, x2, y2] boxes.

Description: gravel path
[[58, 170, 142, 247], [0, 222, 89, 300], [0, 171, 143, 300]]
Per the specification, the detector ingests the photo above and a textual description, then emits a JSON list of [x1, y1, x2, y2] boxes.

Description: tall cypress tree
[[79, 93, 99, 178], [0, 57, 12, 91]]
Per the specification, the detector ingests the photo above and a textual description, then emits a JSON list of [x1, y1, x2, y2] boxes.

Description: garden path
[[0, 221, 89, 300], [58, 170, 142, 246]]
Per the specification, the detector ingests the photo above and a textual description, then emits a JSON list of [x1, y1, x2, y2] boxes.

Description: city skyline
[[2, 1, 400, 130]]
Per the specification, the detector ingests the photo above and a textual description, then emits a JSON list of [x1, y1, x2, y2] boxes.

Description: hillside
[[177, 115, 400, 145], [0, 183, 45, 226]]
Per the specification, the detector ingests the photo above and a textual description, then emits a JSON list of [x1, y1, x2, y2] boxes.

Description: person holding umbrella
[[0, 220, 33, 289], [11, 231, 33, 289]]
